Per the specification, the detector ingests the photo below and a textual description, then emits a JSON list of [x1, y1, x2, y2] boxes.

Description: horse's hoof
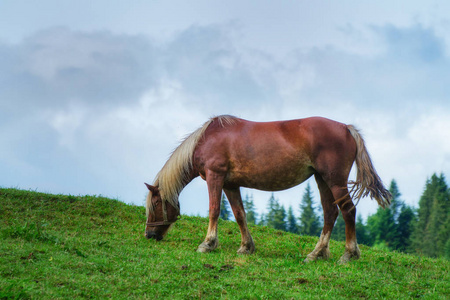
[[197, 241, 218, 253], [339, 255, 359, 264], [303, 254, 317, 263], [304, 248, 330, 263], [197, 244, 213, 253], [303, 257, 313, 263], [339, 248, 361, 264], [237, 245, 255, 255], [338, 255, 351, 264]]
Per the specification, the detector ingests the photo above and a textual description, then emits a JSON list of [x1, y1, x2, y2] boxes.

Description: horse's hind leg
[[334, 188, 361, 264], [304, 174, 339, 263], [224, 188, 255, 254], [197, 170, 224, 253]]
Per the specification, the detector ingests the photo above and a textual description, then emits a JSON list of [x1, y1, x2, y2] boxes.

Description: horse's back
[[204, 116, 350, 149]]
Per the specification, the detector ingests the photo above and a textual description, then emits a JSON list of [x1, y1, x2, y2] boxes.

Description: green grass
[[1, 188, 448, 299]]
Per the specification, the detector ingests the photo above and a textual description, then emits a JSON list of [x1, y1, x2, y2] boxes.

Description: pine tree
[[266, 193, 277, 228], [356, 215, 372, 246], [258, 213, 266, 226], [243, 194, 257, 225], [387, 180, 407, 250], [366, 180, 400, 249], [298, 183, 321, 237], [439, 216, 450, 259], [396, 204, 415, 252], [411, 175, 438, 255], [366, 213, 381, 245], [275, 205, 287, 231], [220, 193, 231, 221], [445, 237, 450, 259], [411, 173, 449, 257], [287, 206, 299, 234], [389, 180, 402, 222], [425, 174, 449, 257], [266, 193, 287, 231]]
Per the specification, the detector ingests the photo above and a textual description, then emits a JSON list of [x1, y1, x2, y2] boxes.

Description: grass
[[0, 187, 448, 299]]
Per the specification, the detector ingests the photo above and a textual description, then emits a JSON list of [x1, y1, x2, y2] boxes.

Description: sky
[[1, 1, 450, 221]]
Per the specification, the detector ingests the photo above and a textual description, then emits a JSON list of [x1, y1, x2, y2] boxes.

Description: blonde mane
[[153, 115, 237, 209]]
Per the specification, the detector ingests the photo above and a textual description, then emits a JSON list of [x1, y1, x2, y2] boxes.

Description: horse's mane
[[154, 115, 237, 208]]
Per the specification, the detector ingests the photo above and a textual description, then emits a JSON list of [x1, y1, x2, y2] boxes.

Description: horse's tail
[[347, 125, 391, 208]]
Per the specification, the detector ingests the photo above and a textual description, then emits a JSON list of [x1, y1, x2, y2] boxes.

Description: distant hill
[[1, 188, 448, 299]]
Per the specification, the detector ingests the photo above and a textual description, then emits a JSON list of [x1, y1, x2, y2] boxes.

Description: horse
[[144, 115, 391, 263]]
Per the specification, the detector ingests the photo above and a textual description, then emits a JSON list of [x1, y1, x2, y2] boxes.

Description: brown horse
[[145, 115, 391, 263]]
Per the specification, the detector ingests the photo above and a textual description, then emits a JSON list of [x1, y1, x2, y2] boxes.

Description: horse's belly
[[227, 159, 314, 191]]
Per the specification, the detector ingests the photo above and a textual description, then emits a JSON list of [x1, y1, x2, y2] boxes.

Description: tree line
[[219, 173, 449, 259]]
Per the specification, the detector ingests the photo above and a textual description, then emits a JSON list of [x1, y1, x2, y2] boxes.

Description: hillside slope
[[1, 188, 448, 299]]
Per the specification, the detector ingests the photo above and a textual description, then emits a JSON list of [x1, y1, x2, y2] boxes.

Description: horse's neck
[[179, 169, 199, 192], [157, 167, 199, 205]]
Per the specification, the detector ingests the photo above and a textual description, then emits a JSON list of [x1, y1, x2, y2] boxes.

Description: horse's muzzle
[[145, 231, 163, 241]]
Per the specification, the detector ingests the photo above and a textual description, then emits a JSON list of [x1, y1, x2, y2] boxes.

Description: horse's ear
[[144, 183, 159, 194]]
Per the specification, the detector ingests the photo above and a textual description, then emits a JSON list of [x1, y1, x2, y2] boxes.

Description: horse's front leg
[[224, 188, 255, 254], [197, 170, 224, 253]]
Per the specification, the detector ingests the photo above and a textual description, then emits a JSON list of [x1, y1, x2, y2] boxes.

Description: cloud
[[0, 27, 157, 114], [161, 24, 270, 114], [278, 24, 450, 112], [380, 24, 445, 63]]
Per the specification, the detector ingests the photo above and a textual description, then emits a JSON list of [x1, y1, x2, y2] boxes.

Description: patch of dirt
[[220, 264, 234, 271], [203, 264, 215, 269]]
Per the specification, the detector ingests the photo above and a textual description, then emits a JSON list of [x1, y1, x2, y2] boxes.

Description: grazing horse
[[145, 115, 391, 263]]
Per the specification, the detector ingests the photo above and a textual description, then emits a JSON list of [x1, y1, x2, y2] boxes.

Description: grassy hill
[[1, 188, 448, 299]]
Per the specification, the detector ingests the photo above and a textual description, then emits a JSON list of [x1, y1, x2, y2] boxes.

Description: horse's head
[[144, 183, 179, 241]]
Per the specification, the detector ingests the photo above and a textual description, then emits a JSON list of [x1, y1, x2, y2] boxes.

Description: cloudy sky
[[1, 1, 449, 220]]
